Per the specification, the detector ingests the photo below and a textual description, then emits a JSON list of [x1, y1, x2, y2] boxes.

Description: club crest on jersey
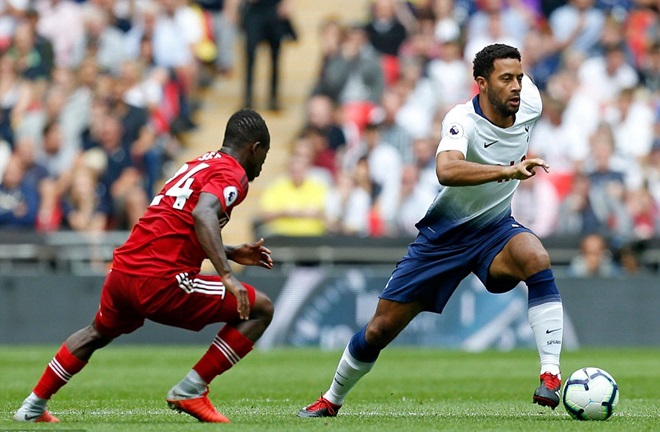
[[448, 123, 464, 139], [223, 186, 238, 207]]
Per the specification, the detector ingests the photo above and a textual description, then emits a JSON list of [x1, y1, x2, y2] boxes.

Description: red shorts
[[94, 269, 256, 337]]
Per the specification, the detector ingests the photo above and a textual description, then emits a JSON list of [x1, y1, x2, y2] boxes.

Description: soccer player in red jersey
[[14, 109, 274, 424]]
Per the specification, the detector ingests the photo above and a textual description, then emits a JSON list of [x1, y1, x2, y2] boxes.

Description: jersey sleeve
[[521, 74, 542, 120], [436, 108, 475, 157], [201, 167, 246, 213]]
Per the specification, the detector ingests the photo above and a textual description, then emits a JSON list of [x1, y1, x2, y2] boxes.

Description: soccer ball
[[562, 367, 619, 420]]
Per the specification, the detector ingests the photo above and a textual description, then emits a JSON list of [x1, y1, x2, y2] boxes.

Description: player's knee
[[526, 249, 551, 273], [251, 291, 274, 325], [365, 319, 397, 348]]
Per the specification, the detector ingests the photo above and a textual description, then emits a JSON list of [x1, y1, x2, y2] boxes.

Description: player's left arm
[[192, 191, 250, 319], [225, 238, 273, 269], [436, 150, 549, 186]]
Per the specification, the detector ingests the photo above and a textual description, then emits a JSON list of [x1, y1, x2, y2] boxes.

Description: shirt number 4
[[150, 162, 210, 209]]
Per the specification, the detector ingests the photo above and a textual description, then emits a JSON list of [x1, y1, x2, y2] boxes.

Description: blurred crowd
[[255, 0, 660, 273], [0, 0, 227, 232], [2, 0, 660, 273]]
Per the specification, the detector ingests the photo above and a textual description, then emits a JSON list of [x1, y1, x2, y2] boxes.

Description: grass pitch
[[1, 346, 658, 431]]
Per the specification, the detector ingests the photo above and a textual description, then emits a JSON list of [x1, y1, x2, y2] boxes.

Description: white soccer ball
[[562, 367, 619, 420]]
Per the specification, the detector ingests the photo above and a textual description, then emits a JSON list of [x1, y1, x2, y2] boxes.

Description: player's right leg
[[298, 298, 423, 418], [14, 322, 115, 423], [166, 279, 274, 423]]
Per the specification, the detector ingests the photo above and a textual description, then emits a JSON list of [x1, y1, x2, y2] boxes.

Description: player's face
[[247, 143, 269, 181], [485, 58, 524, 118]]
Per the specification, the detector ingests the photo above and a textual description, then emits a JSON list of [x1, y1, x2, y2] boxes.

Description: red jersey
[[112, 150, 249, 277]]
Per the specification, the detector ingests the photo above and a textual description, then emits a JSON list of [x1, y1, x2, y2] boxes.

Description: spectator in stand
[[577, 42, 639, 106], [258, 151, 329, 237], [365, 0, 408, 57], [624, 0, 658, 69], [430, 0, 463, 46], [311, 17, 345, 96], [466, 0, 531, 45], [6, 21, 51, 80], [584, 121, 641, 193], [639, 41, 660, 93], [241, 0, 294, 111], [625, 187, 659, 241], [411, 136, 440, 197], [0, 54, 32, 147], [528, 94, 586, 199], [325, 168, 372, 236], [16, 83, 83, 173], [94, 115, 148, 229], [520, 28, 561, 92], [13, 136, 48, 189], [511, 170, 561, 238], [0, 0, 25, 51], [72, 5, 127, 75], [427, 37, 471, 111], [106, 75, 161, 197], [152, 0, 200, 127], [36, 121, 77, 193], [195, 0, 241, 76], [463, 1, 523, 65], [317, 22, 384, 132], [23, 8, 54, 74], [290, 132, 334, 186], [34, 0, 84, 69], [391, 55, 436, 139], [566, 232, 621, 277], [0, 154, 40, 228], [60, 163, 110, 232], [395, 163, 435, 236], [548, 0, 605, 57], [305, 93, 347, 154], [556, 172, 633, 246], [372, 88, 414, 163], [348, 121, 402, 235], [397, 14, 443, 70], [604, 87, 655, 166], [364, 0, 408, 87]]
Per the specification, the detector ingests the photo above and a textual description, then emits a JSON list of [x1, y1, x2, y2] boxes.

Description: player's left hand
[[512, 158, 549, 180], [230, 238, 273, 269]]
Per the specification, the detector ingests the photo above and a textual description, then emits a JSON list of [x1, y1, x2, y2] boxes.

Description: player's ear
[[475, 76, 487, 91]]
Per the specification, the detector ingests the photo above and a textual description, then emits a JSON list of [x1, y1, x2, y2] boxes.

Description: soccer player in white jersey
[[298, 44, 564, 417]]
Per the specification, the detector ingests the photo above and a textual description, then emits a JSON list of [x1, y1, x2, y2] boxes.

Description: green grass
[[1, 346, 659, 431]]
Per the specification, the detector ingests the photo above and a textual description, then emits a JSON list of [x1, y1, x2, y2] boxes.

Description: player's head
[[222, 109, 270, 181], [473, 44, 523, 118]]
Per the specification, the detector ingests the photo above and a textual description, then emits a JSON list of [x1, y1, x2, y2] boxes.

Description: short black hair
[[223, 109, 270, 149], [472, 44, 521, 80]]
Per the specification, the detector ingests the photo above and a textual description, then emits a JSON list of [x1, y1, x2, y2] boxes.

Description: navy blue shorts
[[380, 214, 534, 313]]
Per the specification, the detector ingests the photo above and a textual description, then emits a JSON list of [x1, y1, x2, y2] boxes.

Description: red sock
[[193, 325, 254, 384], [33, 344, 87, 400]]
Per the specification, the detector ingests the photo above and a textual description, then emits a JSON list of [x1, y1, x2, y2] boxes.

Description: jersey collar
[[472, 96, 516, 128]]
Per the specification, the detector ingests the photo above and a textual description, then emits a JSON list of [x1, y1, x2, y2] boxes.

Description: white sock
[[324, 345, 376, 406], [24, 392, 47, 410], [528, 302, 563, 377], [170, 370, 207, 398]]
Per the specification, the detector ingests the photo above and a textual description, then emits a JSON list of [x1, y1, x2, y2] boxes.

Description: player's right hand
[[223, 274, 250, 320]]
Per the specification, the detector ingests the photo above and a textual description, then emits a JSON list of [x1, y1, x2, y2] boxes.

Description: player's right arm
[[192, 192, 250, 320], [436, 150, 549, 186]]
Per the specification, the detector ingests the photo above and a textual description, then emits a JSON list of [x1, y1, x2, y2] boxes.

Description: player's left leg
[[14, 322, 115, 423], [167, 279, 273, 422], [298, 298, 424, 417], [490, 232, 563, 409]]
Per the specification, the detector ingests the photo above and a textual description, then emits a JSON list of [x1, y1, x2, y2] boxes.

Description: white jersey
[[417, 75, 542, 241]]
